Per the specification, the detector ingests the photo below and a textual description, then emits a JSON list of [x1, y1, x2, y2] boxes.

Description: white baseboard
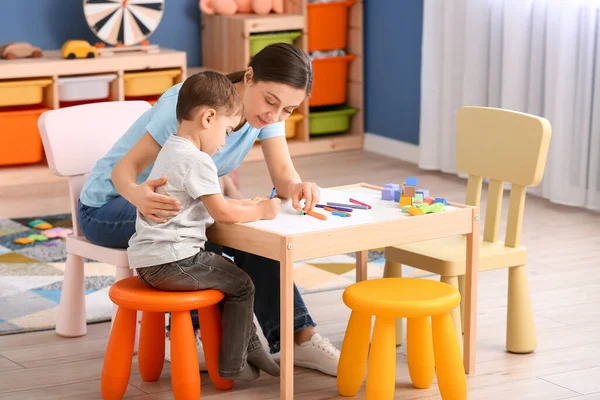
[[363, 133, 420, 164]]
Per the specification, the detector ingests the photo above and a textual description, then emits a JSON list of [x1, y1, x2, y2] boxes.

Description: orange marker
[[307, 210, 327, 220]]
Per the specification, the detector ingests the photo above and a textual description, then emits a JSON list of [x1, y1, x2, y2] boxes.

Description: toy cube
[[403, 186, 416, 197], [406, 177, 418, 187], [384, 183, 400, 191], [394, 190, 401, 202], [416, 189, 429, 198], [428, 203, 446, 213], [413, 193, 424, 203], [407, 206, 424, 216], [382, 188, 395, 200], [401, 205, 411, 213], [434, 197, 448, 206], [424, 197, 435, 205], [400, 196, 412, 206]]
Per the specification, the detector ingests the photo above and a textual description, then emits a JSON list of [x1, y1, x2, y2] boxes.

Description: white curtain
[[419, 0, 600, 211]]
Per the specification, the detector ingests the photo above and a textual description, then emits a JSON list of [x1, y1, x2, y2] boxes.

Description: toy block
[[416, 189, 430, 198], [400, 196, 412, 206], [414, 203, 430, 209], [406, 177, 418, 187], [424, 197, 435, 205], [29, 219, 50, 228], [413, 193, 424, 203], [14, 237, 34, 244], [407, 206, 425, 216], [403, 186, 416, 197], [384, 183, 400, 191], [382, 188, 395, 200], [28, 234, 48, 242], [401, 205, 411, 213], [427, 203, 446, 213], [394, 190, 401, 202], [33, 223, 53, 230], [434, 197, 448, 206]]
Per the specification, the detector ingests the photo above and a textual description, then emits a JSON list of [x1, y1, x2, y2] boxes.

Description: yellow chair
[[337, 278, 466, 400], [383, 106, 552, 354]]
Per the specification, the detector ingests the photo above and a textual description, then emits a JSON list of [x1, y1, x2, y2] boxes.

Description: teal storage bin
[[309, 106, 358, 135], [249, 31, 302, 56]]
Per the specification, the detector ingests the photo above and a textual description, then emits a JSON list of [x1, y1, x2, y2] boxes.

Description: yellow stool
[[337, 278, 466, 399]]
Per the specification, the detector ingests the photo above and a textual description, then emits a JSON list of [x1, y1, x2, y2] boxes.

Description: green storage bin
[[309, 106, 358, 135], [249, 31, 302, 56]]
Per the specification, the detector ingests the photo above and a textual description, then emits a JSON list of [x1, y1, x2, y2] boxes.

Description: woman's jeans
[[78, 196, 315, 353]]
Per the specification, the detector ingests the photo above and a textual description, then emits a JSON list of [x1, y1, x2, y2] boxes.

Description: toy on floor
[[28, 219, 53, 230], [381, 177, 447, 216], [14, 222, 73, 245]]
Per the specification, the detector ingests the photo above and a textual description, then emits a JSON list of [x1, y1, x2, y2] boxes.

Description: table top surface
[[243, 185, 462, 236]]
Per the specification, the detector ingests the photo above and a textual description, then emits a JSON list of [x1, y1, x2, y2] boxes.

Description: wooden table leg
[[280, 238, 294, 399], [464, 207, 480, 374], [356, 250, 368, 282]]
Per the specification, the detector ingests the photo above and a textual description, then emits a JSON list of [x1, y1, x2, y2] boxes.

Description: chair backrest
[[456, 106, 552, 247], [38, 101, 152, 177], [38, 101, 152, 236]]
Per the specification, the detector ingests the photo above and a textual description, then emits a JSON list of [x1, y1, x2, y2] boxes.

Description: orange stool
[[337, 278, 466, 399], [101, 277, 233, 399]]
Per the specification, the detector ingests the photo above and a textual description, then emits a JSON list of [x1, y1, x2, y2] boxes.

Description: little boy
[[127, 71, 281, 381]]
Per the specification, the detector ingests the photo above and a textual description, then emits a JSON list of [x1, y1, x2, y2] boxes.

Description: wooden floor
[[1, 150, 600, 399]]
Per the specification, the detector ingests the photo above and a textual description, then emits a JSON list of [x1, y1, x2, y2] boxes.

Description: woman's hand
[[289, 182, 320, 212], [131, 176, 182, 223]]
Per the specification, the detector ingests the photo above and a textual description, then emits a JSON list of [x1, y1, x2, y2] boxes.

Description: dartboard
[[83, 0, 164, 46]]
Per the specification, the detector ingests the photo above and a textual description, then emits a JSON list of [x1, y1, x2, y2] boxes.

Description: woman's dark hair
[[226, 43, 313, 96]]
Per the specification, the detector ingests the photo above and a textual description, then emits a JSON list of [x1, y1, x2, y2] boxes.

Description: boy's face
[[199, 110, 241, 155]]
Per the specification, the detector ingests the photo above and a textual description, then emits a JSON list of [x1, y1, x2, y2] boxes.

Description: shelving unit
[[0, 48, 186, 172], [199, 0, 364, 162]]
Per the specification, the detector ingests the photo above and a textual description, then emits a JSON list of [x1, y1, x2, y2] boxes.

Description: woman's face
[[242, 70, 307, 129]]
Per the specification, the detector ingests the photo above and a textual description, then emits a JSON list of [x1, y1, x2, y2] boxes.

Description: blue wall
[[0, 0, 424, 146], [364, 1, 423, 145], [0, 0, 202, 67]]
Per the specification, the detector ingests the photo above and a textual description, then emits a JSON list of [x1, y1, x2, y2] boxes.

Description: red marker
[[349, 198, 372, 209]]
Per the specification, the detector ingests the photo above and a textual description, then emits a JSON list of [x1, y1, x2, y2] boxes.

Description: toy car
[[61, 40, 98, 59], [0, 42, 43, 59]]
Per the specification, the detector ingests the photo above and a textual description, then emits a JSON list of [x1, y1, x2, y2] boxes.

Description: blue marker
[[269, 187, 276, 199], [332, 211, 349, 218]]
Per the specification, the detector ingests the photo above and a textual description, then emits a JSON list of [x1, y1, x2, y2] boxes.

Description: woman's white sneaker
[[293, 333, 340, 377]]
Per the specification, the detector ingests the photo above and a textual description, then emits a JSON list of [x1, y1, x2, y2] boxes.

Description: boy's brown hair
[[176, 70, 243, 122]]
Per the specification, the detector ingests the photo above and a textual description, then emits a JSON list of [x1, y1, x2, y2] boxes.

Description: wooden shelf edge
[[244, 134, 363, 163]]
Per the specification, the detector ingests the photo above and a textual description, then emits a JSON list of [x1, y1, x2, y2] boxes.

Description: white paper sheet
[[243, 187, 455, 235]]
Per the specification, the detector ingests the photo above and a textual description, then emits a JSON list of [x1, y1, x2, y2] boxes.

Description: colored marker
[[316, 204, 353, 212], [349, 198, 372, 209], [307, 210, 327, 220], [326, 202, 369, 210], [324, 206, 351, 216], [332, 211, 349, 218], [318, 204, 353, 213], [269, 187, 276, 199]]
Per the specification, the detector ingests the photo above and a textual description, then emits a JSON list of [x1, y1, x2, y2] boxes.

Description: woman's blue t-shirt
[[79, 82, 285, 208]]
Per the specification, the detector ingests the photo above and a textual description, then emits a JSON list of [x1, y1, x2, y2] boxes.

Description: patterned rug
[[0, 214, 434, 336]]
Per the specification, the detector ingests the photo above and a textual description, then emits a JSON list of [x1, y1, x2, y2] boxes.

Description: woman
[[77, 43, 340, 377]]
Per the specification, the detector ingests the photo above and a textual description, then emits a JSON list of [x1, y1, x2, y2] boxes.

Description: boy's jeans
[[78, 197, 316, 354], [137, 251, 260, 377]]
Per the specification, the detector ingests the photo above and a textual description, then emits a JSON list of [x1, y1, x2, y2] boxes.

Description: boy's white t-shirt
[[127, 135, 222, 269]]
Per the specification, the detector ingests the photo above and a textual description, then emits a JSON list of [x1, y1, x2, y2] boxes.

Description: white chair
[[38, 101, 152, 338]]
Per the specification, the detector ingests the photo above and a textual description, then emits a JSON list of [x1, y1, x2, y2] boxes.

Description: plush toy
[[200, 0, 283, 15]]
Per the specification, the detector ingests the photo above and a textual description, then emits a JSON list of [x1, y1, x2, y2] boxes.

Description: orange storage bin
[[307, 0, 356, 52], [0, 105, 50, 166], [310, 54, 356, 107]]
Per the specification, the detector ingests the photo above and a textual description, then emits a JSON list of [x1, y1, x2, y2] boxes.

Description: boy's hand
[[257, 198, 281, 220]]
